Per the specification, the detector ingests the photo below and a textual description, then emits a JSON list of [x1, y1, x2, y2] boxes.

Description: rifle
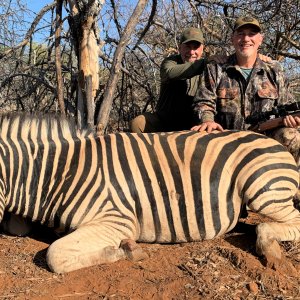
[[246, 102, 300, 132]]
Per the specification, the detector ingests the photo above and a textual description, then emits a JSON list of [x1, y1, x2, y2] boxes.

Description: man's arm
[[208, 53, 272, 64], [270, 61, 295, 106], [160, 56, 206, 82], [191, 62, 224, 132], [267, 61, 300, 128]]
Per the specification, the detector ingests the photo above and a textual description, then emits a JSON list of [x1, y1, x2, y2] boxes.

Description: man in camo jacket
[[192, 15, 300, 169]]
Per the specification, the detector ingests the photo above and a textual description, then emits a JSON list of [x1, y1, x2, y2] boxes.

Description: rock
[[247, 281, 259, 294]]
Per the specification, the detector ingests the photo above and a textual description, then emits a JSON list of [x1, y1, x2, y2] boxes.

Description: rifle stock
[[250, 111, 300, 132]]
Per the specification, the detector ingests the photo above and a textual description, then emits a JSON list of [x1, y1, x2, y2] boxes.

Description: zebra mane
[[0, 112, 94, 141]]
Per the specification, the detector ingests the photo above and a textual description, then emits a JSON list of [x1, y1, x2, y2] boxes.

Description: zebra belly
[[136, 190, 241, 243]]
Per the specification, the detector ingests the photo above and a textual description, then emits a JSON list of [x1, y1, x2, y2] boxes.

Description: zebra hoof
[[120, 239, 149, 262], [259, 239, 298, 277], [263, 255, 298, 277]]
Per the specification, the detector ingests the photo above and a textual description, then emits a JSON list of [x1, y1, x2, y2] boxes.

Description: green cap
[[180, 27, 204, 44], [234, 16, 261, 32]]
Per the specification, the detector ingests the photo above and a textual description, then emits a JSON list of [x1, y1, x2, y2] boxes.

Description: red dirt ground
[[1, 212, 300, 299]]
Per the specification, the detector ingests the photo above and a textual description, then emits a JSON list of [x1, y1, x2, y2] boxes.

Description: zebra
[[0, 113, 299, 274]]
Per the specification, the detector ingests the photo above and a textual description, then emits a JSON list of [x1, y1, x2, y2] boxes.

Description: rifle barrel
[[254, 111, 300, 132]]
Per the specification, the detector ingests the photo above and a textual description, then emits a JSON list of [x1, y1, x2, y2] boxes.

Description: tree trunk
[[67, 0, 103, 128]]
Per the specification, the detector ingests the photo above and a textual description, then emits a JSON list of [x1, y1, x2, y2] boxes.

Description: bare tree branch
[[274, 50, 300, 60], [110, 0, 122, 36], [96, 0, 149, 134], [0, 2, 56, 59], [278, 32, 300, 51], [132, 0, 157, 51]]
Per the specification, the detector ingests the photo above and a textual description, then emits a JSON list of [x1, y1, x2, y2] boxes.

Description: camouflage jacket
[[193, 55, 295, 130], [156, 54, 206, 130]]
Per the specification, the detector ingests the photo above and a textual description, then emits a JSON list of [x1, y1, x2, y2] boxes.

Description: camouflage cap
[[180, 27, 204, 44], [233, 16, 261, 32]]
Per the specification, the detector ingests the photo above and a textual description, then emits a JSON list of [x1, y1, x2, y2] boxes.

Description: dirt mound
[[1, 212, 300, 299]]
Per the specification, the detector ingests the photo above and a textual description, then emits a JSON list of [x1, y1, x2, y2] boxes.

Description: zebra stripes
[[0, 113, 299, 273]]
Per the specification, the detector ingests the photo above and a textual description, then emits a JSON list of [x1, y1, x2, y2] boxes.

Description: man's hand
[[208, 54, 272, 64], [283, 115, 300, 128], [258, 53, 272, 63], [191, 121, 224, 133], [208, 54, 228, 64]]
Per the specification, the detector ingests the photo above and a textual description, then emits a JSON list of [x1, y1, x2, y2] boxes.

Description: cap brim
[[234, 24, 261, 32], [182, 38, 203, 44]]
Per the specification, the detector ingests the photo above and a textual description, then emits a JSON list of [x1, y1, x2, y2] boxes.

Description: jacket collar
[[224, 54, 268, 74]]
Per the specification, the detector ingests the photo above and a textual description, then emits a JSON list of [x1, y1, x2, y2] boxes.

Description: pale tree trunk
[[67, 0, 103, 128], [96, 0, 149, 134]]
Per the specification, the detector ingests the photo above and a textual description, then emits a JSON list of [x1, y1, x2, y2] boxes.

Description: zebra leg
[[250, 199, 300, 275], [255, 222, 300, 276], [270, 127, 300, 211], [270, 127, 300, 169], [46, 223, 139, 273]]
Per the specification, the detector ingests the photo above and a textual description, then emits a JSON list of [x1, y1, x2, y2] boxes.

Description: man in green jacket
[[130, 27, 206, 132]]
